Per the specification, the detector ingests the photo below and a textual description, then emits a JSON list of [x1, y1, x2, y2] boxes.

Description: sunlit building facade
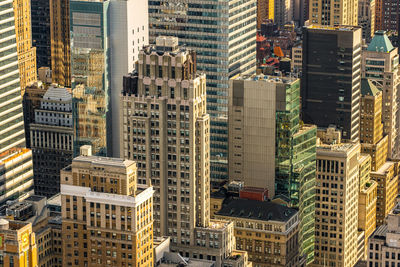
[[149, 0, 257, 183]]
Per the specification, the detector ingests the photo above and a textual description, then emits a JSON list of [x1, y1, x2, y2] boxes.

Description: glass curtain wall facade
[[148, 0, 257, 184], [275, 80, 317, 264], [70, 0, 109, 156], [31, 0, 51, 69]]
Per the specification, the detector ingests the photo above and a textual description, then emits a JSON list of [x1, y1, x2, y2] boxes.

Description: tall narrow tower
[[149, 0, 257, 184], [301, 26, 362, 142], [0, 0, 34, 205], [50, 0, 71, 87], [120, 37, 250, 266], [13, 0, 37, 95]]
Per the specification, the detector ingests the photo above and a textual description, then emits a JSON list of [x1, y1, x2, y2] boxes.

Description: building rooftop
[[367, 31, 395, 53], [43, 86, 72, 102], [216, 199, 297, 222], [361, 78, 380, 96], [371, 224, 388, 240], [307, 25, 362, 32], [233, 73, 298, 84], [72, 155, 136, 168], [371, 161, 395, 175], [317, 142, 356, 152]]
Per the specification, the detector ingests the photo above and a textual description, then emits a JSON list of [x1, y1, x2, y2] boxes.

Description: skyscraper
[[275, 78, 317, 264], [120, 37, 250, 266], [13, 0, 37, 95], [29, 86, 73, 197], [382, 0, 399, 32], [61, 146, 154, 267], [31, 0, 51, 69], [0, 0, 28, 153], [50, 0, 71, 87], [314, 139, 360, 267], [358, 0, 376, 42], [274, 0, 293, 26], [309, 0, 358, 26], [361, 31, 400, 158], [301, 25, 362, 142], [228, 76, 276, 194], [0, 0, 34, 208], [149, 0, 257, 184], [257, 0, 274, 28], [109, 0, 149, 157], [70, 0, 109, 156]]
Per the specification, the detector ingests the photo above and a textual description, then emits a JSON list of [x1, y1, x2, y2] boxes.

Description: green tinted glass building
[[275, 79, 317, 264], [70, 0, 109, 156]]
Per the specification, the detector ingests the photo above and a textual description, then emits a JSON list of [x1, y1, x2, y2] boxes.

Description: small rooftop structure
[[43, 86, 72, 102], [367, 31, 395, 53]]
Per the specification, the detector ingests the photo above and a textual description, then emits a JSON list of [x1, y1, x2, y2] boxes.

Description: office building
[[314, 138, 360, 267], [358, 0, 376, 42], [309, 0, 358, 26], [0, 148, 34, 207], [61, 146, 154, 267], [370, 161, 399, 226], [3, 194, 62, 267], [368, 198, 400, 266], [109, 0, 149, 157], [375, 0, 400, 32], [274, 78, 317, 265], [22, 82, 48, 149], [0, 0, 28, 153], [71, 0, 148, 157], [257, 0, 274, 28], [361, 31, 400, 158], [228, 76, 276, 194], [13, 0, 37, 95], [382, 0, 399, 32], [50, 0, 71, 87], [31, 0, 51, 69], [301, 26, 362, 142], [360, 79, 388, 171], [70, 0, 109, 156], [29, 86, 73, 197], [0, 1, 34, 205], [149, 0, 257, 184], [120, 37, 250, 267], [0, 219, 37, 267], [215, 199, 305, 267], [357, 154, 378, 260], [274, 0, 293, 26]]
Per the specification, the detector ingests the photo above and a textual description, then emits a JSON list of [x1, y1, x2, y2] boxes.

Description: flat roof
[[73, 155, 136, 168], [216, 199, 297, 222]]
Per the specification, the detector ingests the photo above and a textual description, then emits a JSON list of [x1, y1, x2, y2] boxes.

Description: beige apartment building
[[60, 146, 154, 267], [13, 0, 37, 95], [120, 36, 250, 267], [309, 0, 358, 26], [361, 31, 400, 158], [314, 134, 360, 267]]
